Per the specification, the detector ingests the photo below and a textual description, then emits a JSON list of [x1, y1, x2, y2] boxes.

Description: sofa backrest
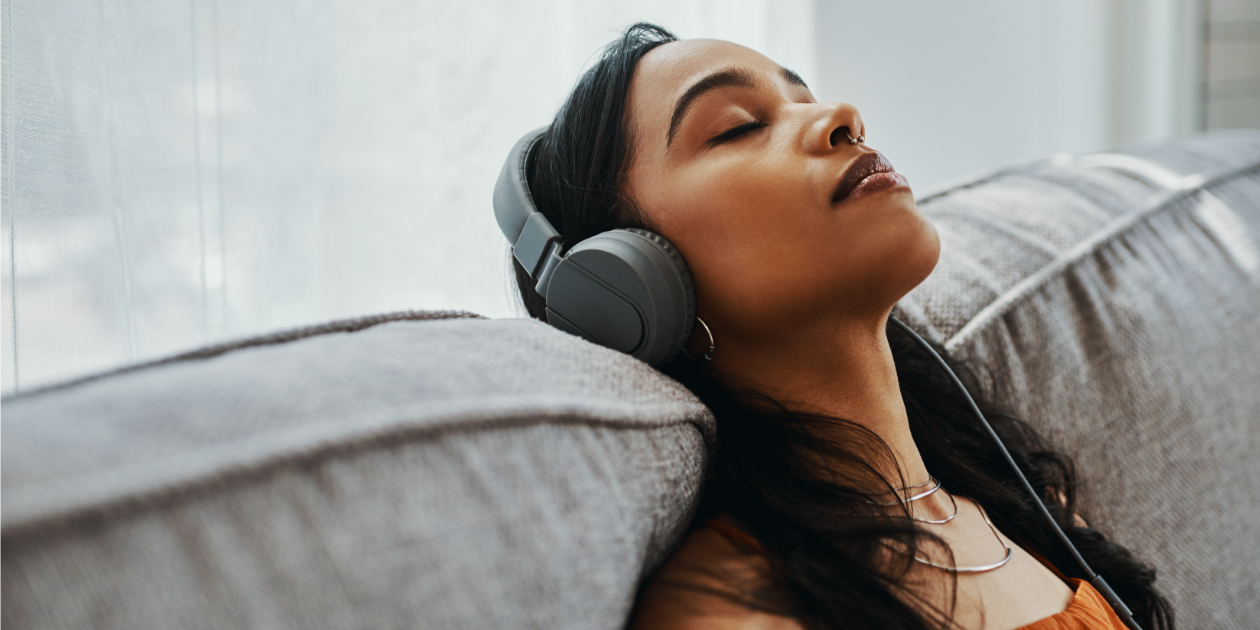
[[3, 311, 714, 630], [5, 131, 1260, 630], [899, 129, 1260, 627]]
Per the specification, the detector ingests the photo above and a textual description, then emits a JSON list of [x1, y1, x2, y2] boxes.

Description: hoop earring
[[681, 317, 715, 362]]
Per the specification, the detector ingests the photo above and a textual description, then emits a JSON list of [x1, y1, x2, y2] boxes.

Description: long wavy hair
[[511, 23, 1173, 630]]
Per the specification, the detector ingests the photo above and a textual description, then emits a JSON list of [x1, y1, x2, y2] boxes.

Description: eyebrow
[[665, 67, 808, 147], [781, 67, 807, 89]]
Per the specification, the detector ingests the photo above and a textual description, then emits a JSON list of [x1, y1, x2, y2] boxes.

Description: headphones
[[493, 127, 697, 366], [493, 125, 1141, 630]]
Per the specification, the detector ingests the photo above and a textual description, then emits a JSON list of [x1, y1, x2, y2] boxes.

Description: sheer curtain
[[2, 0, 1208, 394], [1, 0, 814, 393]]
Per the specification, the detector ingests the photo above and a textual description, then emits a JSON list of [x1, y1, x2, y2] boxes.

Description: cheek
[[653, 164, 839, 326], [640, 159, 937, 332], [826, 199, 940, 305], [697, 201, 935, 329]]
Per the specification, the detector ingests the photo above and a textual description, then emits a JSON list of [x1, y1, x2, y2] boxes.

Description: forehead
[[627, 39, 782, 149]]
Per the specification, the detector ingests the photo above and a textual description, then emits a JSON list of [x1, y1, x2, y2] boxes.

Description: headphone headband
[[493, 127, 561, 279]]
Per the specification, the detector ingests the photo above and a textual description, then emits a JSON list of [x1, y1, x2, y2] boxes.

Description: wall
[[1205, 0, 1260, 129], [812, 0, 1205, 196]]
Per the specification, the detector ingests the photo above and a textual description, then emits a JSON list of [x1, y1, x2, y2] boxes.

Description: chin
[[885, 206, 941, 302], [909, 214, 941, 284]]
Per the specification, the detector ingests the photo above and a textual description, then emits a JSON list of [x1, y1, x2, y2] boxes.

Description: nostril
[[829, 126, 852, 148]]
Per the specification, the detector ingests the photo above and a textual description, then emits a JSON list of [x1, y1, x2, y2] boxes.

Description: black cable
[[888, 315, 1141, 630]]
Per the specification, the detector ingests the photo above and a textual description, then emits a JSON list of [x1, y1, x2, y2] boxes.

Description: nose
[[803, 102, 865, 155]]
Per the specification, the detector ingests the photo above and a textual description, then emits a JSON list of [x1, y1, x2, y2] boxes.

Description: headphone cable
[[888, 315, 1142, 630]]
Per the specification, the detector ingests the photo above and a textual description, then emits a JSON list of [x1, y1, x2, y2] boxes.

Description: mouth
[[831, 152, 907, 204]]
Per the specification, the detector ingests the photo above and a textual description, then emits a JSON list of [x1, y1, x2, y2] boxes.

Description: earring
[[681, 317, 715, 362]]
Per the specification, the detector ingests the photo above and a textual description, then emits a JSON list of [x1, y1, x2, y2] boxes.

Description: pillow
[[900, 130, 1260, 627]]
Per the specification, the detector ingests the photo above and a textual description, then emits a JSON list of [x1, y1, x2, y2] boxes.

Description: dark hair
[[512, 23, 1174, 630]]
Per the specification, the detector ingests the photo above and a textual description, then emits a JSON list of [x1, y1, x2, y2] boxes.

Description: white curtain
[[2, 0, 1208, 395], [1, 0, 814, 393]]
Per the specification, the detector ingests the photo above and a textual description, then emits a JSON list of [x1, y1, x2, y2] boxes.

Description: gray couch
[[5, 131, 1260, 629]]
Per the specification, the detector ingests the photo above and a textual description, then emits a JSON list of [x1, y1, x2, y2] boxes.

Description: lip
[[830, 152, 907, 204]]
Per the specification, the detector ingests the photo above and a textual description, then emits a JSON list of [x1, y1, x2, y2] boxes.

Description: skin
[[621, 39, 1076, 629]]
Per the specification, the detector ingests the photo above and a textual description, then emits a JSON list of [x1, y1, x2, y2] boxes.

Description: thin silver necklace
[[867, 476, 943, 507], [909, 486, 959, 525], [912, 499, 1012, 574], [863, 475, 960, 523], [898, 476, 937, 490], [864, 476, 959, 523]]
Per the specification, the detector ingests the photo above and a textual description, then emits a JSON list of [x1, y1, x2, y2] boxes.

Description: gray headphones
[[493, 127, 696, 366]]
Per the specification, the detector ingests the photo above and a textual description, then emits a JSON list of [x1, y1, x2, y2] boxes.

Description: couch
[[5, 131, 1260, 629]]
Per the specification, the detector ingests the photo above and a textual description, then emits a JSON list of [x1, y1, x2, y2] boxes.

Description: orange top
[[704, 518, 1129, 630], [1017, 578, 1129, 630]]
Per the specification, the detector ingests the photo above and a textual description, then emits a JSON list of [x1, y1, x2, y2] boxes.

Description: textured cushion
[[899, 129, 1260, 628], [5, 131, 1260, 630], [2, 311, 714, 630]]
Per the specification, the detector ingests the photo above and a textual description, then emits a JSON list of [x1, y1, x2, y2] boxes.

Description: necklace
[[912, 499, 1012, 573], [868, 476, 943, 507], [909, 486, 959, 525], [862, 475, 958, 522], [897, 476, 937, 490]]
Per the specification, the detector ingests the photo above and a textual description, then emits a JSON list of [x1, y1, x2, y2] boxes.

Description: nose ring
[[846, 132, 865, 145]]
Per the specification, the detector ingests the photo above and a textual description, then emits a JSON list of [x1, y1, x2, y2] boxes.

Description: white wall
[[0, 0, 1208, 394], [811, 0, 1203, 196]]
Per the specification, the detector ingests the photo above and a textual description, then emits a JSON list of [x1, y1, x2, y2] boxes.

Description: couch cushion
[[2, 311, 714, 630], [899, 129, 1260, 628], [6, 130, 1259, 630]]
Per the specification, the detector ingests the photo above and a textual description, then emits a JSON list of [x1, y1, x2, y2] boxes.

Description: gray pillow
[[899, 129, 1260, 628], [3, 311, 714, 630]]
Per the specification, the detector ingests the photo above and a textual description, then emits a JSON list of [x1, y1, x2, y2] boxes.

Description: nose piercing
[[846, 132, 865, 145]]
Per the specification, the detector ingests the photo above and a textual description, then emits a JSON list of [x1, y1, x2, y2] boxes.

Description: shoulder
[[626, 517, 804, 630]]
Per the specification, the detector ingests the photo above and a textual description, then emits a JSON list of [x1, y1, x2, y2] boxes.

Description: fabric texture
[[4, 130, 1259, 630], [3, 314, 714, 630], [899, 129, 1260, 629]]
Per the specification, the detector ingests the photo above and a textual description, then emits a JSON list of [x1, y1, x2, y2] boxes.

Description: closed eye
[[708, 120, 767, 146]]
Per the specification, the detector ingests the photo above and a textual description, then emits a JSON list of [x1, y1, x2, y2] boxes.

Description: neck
[[710, 309, 930, 487]]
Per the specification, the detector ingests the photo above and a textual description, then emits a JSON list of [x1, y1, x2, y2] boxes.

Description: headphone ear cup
[[542, 229, 695, 366]]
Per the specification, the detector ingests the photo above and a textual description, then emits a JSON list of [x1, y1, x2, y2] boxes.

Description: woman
[[509, 23, 1173, 630]]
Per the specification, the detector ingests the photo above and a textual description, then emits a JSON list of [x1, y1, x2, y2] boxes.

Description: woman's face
[[623, 39, 939, 343]]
